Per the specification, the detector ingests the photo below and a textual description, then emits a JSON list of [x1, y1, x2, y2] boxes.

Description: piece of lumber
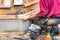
[[0, 15, 18, 19]]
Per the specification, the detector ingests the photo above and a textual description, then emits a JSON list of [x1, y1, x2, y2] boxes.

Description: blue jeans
[[46, 19, 60, 25]]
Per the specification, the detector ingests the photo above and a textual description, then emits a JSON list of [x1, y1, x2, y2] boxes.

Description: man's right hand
[[29, 13, 36, 19], [22, 14, 36, 20], [22, 15, 30, 20]]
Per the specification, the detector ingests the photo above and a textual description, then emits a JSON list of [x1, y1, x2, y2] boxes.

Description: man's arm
[[36, 0, 49, 17], [22, 0, 49, 20]]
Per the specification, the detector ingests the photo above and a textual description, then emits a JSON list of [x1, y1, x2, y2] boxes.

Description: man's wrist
[[29, 14, 37, 19]]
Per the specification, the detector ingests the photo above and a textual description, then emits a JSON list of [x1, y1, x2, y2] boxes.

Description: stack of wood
[[18, 0, 40, 19], [0, 0, 40, 19], [0, 0, 40, 37]]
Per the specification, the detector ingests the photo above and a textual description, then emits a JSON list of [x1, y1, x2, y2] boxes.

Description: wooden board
[[18, 9, 40, 19], [23, 0, 39, 7], [23, 3, 39, 13], [0, 7, 18, 15], [0, 33, 24, 37], [0, 15, 18, 19]]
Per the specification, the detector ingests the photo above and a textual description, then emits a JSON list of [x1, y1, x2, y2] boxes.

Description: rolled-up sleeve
[[36, 0, 49, 17]]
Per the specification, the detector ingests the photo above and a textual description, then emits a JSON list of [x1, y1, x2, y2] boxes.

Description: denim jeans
[[46, 19, 60, 25]]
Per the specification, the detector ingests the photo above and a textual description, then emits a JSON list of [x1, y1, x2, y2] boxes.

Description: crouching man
[[23, 0, 60, 40]]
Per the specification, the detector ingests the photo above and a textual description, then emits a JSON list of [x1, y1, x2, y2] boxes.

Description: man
[[23, 0, 60, 40], [23, 0, 60, 19]]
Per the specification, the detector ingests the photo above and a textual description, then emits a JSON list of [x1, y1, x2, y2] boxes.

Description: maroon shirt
[[36, 0, 60, 18]]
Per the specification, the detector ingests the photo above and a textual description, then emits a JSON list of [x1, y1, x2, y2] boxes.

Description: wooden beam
[[23, 3, 39, 13], [0, 32, 24, 37], [23, 0, 39, 7], [0, 15, 18, 19], [18, 9, 40, 19]]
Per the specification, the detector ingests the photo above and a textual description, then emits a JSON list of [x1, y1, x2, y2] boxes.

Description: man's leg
[[47, 19, 60, 36], [51, 26, 59, 36], [26, 24, 41, 40], [58, 24, 60, 35], [46, 19, 60, 25]]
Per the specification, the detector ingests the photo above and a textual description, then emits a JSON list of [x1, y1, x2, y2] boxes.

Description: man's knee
[[28, 24, 41, 39]]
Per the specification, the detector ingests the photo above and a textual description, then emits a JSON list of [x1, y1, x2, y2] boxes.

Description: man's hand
[[29, 13, 36, 19], [22, 15, 30, 20], [22, 14, 36, 20], [24, 33, 31, 38]]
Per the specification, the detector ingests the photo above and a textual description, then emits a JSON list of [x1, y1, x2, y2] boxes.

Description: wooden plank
[[0, 15, 18, 19], [23, 3, 39, 13], [18, 9, 40, 19], [23, 0, 39, 7], [0, 7, 18, 15], [0, 32, 24, 37]]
